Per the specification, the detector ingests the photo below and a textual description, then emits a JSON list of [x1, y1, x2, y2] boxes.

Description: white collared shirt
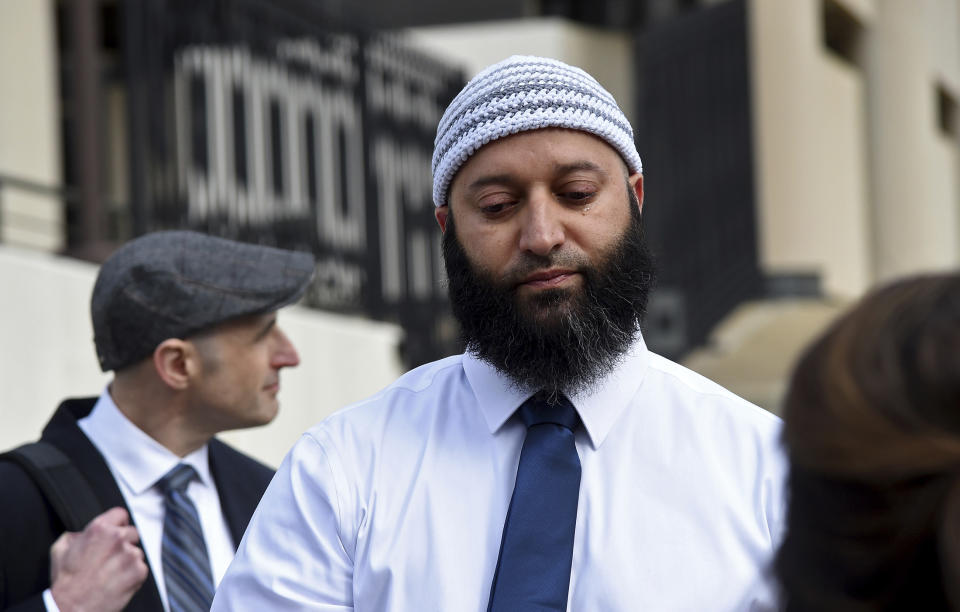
[[43, 389, 236, 612], [213, 336, 786, 611]]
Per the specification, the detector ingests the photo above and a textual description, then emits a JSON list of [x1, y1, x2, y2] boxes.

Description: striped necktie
[[157, 463, 215, 612], [487, 393, 582, 611]]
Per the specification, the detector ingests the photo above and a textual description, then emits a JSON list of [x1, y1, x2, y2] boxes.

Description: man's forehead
[[451, 128, 629, 190]]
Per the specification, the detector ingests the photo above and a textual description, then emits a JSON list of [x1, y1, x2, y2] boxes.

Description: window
[[936, 84, 958, 138], [822, 0, 863, 66]]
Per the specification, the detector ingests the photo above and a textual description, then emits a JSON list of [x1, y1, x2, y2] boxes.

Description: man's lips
[[517, 269, 578, 289]]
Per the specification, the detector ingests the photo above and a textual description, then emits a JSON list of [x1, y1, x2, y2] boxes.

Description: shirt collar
[[79, 386, 214, 494], [464, 335, 650, 449]]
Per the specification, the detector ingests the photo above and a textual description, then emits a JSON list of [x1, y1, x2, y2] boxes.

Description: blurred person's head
[[90, 230, 314, 454], [431, 55, 656, 400], [776, 272, 960, 610]]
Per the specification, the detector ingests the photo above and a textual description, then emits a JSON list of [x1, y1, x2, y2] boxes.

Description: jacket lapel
[[209, 440, 257, 548]]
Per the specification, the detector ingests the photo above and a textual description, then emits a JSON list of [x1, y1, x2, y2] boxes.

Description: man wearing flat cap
[[0, 231, 314, 612], [215, 55, 785, 610]]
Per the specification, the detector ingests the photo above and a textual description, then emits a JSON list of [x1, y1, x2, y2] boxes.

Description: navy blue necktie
[[488, 394, 582, 612], [157, 463, 215, 612]]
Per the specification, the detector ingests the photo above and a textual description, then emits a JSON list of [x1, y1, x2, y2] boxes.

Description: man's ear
[[152, 339, 194, 390], [629, 173, 644, 215], [435, 205, 449, 233]]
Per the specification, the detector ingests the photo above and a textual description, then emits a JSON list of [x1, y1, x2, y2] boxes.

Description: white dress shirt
[[213, 336, 786, 611], [44, 388, 236, 612]]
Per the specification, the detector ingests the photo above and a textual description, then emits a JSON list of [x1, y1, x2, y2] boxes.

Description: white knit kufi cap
[[431, 55, 643, 207]]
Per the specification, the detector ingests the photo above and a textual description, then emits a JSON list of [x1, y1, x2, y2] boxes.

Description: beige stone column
[[748, 0, 873, 298], [864, 0, 960, 280], [0, 0, 63, 251]]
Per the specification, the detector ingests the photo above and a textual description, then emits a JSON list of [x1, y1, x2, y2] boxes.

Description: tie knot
[[519, 394, 579, 431], [157, 463, 198, 495]]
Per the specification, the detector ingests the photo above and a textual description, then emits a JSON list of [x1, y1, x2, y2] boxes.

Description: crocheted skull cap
[[431, 55, 642, 207]]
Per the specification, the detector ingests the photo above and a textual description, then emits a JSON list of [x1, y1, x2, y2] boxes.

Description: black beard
[[442, 188, 656, 400]]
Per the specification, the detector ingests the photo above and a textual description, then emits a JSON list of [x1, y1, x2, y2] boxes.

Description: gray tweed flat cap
[[91, 230, 315, 372]]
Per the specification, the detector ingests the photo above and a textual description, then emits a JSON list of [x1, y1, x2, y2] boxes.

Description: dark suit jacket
[[0, 397, 275, 611]]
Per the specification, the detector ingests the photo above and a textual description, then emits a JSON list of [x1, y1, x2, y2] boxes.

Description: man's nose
[[271, 329, 301, 369], [518, 190, 565, 256]]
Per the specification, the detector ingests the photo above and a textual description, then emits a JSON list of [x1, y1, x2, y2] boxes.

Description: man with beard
[[213, 55, 785, 611]]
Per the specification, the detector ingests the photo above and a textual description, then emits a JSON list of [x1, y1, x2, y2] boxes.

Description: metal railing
[[0, 173, 70, 249]]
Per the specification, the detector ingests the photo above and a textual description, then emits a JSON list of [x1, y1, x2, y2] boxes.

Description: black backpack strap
[[1, 441, 104, 531]]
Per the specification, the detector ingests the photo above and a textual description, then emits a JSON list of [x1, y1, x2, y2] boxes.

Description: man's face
[[441, 128, 640, 319], [187, 312, 300, 433], [439, 128, 655, 397]]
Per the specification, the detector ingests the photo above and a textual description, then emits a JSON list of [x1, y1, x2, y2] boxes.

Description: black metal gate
[[636, 0, 762, 359], [124, 0, 465, 366]]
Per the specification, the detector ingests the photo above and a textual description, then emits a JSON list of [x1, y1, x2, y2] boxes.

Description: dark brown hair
[[776, 273, 960, 611]]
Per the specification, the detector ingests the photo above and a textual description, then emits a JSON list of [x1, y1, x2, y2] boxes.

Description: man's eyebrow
[[465, 161, 608, 193], [253, 316, 277, 341], [465, 174, 516, 193], [554, 161, 607, 176]]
